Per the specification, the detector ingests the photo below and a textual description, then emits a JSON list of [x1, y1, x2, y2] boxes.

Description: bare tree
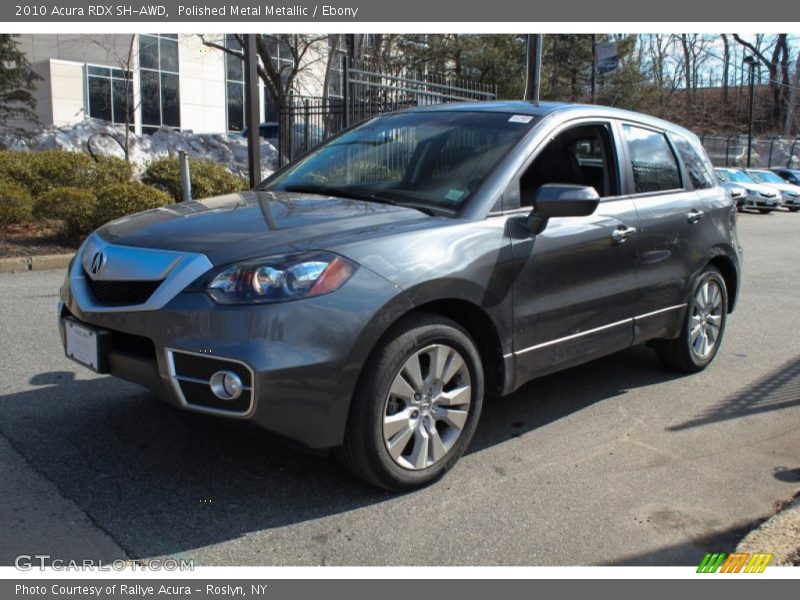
[[86, 34, 137, 161], [733, 34, 789, 120], [199, 34, 330, 110]]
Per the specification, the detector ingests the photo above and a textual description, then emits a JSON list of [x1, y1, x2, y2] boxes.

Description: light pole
[[743, 54, 756, 168], [524, 34, 542, 102]]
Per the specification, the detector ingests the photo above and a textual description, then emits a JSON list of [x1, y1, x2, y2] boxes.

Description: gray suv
[[59, 102, 742, 490]]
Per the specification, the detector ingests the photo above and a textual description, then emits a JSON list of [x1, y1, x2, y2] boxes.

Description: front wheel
[[789, 207, 800, 213], [335, 314, 483, 490], [759, 208, 774, 214], [655, 266, 728, 373]]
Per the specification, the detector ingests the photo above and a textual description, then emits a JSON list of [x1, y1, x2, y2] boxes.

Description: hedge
[[142, 156, 248, 202], [93, 183, 173, 227], [34, 187, 98, 238], [0, 180, 34, 228], [0, 150, 133, 197]]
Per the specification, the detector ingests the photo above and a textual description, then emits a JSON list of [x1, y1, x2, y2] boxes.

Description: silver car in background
[[715, 168, 782, 213], [746, 169, 800, 212]]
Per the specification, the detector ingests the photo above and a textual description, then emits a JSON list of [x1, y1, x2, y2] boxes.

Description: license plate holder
[[64, 318, 110, 373]]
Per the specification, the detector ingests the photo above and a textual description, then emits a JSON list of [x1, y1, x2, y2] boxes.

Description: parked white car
[[746, 169, 800, 212], [715, 168, 782, 213]]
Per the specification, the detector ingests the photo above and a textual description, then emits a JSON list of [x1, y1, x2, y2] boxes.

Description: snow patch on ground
[[1, 119, 278, 180]]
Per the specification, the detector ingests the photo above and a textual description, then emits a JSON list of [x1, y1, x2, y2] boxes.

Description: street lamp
[[743, 55, 757, 168]]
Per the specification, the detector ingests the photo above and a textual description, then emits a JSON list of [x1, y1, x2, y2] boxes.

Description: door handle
[[687, 209, 704, 224], [611, 226, 637, 244]]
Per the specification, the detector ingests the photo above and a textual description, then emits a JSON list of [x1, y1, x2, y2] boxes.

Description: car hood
[[736, 182, 780, 195], [96, 191, 435, 265], [762, 182, 800, 195]]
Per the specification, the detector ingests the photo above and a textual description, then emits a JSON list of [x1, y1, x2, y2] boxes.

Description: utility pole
[[784, 50, 800, 138], [244, 33, 261, 187], [744, 55, 756, 168], [524, 34, 542, 102], [591, 34, 597, 103]]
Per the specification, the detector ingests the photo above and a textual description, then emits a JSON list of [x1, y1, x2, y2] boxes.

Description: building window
[[225, 34, 245, 132], [264, 35, 294, 85], [139, 33, 180, 134], [86, 65, 133, 126], [327, 35, 347, 99]]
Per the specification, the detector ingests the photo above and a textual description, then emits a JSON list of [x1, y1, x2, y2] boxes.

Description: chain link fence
[[700, 134, 800, 168]]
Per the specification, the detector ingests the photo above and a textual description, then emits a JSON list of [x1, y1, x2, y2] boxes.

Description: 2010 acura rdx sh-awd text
[[59, 102, 742, 490]]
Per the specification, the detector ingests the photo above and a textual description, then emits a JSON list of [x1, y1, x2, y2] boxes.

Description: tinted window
[[159, 37, 179, 72], [672, 134, 714, 190], [622, 124, 681, 193], [226, 82, 244, 132], [139, 35, 159, 70]]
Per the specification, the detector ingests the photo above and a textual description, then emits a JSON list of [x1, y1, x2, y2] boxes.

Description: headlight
[[202, 252, 356, 304]]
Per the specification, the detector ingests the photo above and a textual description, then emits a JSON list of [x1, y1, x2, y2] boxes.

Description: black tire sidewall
[[359, 318, 484, 489]]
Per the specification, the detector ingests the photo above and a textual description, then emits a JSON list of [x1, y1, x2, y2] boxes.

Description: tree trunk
[[784, 50, 800, 137], [721, 34, 730, 106]]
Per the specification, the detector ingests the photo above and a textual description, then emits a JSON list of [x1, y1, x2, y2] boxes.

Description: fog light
[[209, 370, 243, 401]]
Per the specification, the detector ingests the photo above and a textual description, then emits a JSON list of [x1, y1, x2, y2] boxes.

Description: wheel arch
[[707, 253, 739, 313]]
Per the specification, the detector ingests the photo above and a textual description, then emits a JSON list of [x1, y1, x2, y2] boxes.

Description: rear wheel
[[335, 314, 483, 490], [655, 266, 728, 373], [789, 207, 800, 212]]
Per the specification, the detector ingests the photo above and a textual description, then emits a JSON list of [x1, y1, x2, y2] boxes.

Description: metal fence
[[700, 134, 800, 169], [277, 59, 497, 166]]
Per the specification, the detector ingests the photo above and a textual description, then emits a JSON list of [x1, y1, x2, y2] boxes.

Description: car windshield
[[260, 111, 537, 210], [718, 169, 755, 184], [749, 170, 785, 184]]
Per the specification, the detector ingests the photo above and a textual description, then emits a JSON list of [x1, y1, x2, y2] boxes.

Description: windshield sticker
[[444, 189, 466, 203], [508, 115, 534, 124]]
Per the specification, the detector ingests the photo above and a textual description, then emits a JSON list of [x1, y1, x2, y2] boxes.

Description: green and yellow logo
[[697, 552, 773, 573]]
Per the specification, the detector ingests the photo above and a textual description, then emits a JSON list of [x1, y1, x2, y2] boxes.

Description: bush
[[93, 183, 172, 227], [0, 150, 133, 197], [34, 187, 97, 238], [0, 180, 34, 228], [142, 156, 248, 202]]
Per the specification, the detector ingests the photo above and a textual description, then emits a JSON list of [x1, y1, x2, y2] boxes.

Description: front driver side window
[[520, 123, 618, 207]]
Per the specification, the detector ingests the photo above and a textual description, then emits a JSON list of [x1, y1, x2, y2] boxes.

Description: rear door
[[617, 122, 712, 342]]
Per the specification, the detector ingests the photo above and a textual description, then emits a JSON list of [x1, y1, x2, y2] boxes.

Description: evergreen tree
[[0, 34, 42, 140]]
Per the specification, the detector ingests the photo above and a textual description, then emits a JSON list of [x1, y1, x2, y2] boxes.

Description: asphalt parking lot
[[1, 210, 799, 567]]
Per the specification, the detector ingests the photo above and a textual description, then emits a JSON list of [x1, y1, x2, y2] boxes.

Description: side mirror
[[527, 184, 600, 233]]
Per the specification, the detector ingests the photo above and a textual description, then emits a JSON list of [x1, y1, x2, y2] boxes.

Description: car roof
[[397, 100, 697, 138]]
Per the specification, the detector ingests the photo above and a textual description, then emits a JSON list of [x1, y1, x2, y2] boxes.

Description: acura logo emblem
[[89, 251, 106, 275]]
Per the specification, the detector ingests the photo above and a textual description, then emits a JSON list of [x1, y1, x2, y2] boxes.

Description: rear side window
[[622, 124, 681, 194], [672, 134, 715, 190]]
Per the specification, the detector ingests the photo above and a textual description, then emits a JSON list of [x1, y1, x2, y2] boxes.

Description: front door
[[507, 121, 640, 384]]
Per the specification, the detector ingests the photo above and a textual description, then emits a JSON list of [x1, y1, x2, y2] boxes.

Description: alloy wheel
[[690, 279, 724, 360], [382, 343, 472, 470]]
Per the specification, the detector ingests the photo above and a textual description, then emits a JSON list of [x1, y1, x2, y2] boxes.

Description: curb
[[737, 494, 800, 566], [0, 253, 74, 273]]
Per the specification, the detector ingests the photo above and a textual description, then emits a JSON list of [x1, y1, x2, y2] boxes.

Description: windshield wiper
[[281, 185, 435, 216]]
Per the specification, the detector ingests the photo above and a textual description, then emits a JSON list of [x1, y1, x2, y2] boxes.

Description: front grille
[[169, 350, 254, 415], [84, 270, 163, 306]]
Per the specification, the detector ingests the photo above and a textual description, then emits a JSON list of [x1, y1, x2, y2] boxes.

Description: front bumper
[[781, 194, 800, 207], [60, 260, 412, 450], [743, 192, 781, 209]]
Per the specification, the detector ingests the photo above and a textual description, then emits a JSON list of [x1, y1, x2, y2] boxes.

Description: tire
[[655, 266, 728, 373], [789, 207, 800, 212], [759, 209, 773, 214], [334, 313, 484, 491]]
